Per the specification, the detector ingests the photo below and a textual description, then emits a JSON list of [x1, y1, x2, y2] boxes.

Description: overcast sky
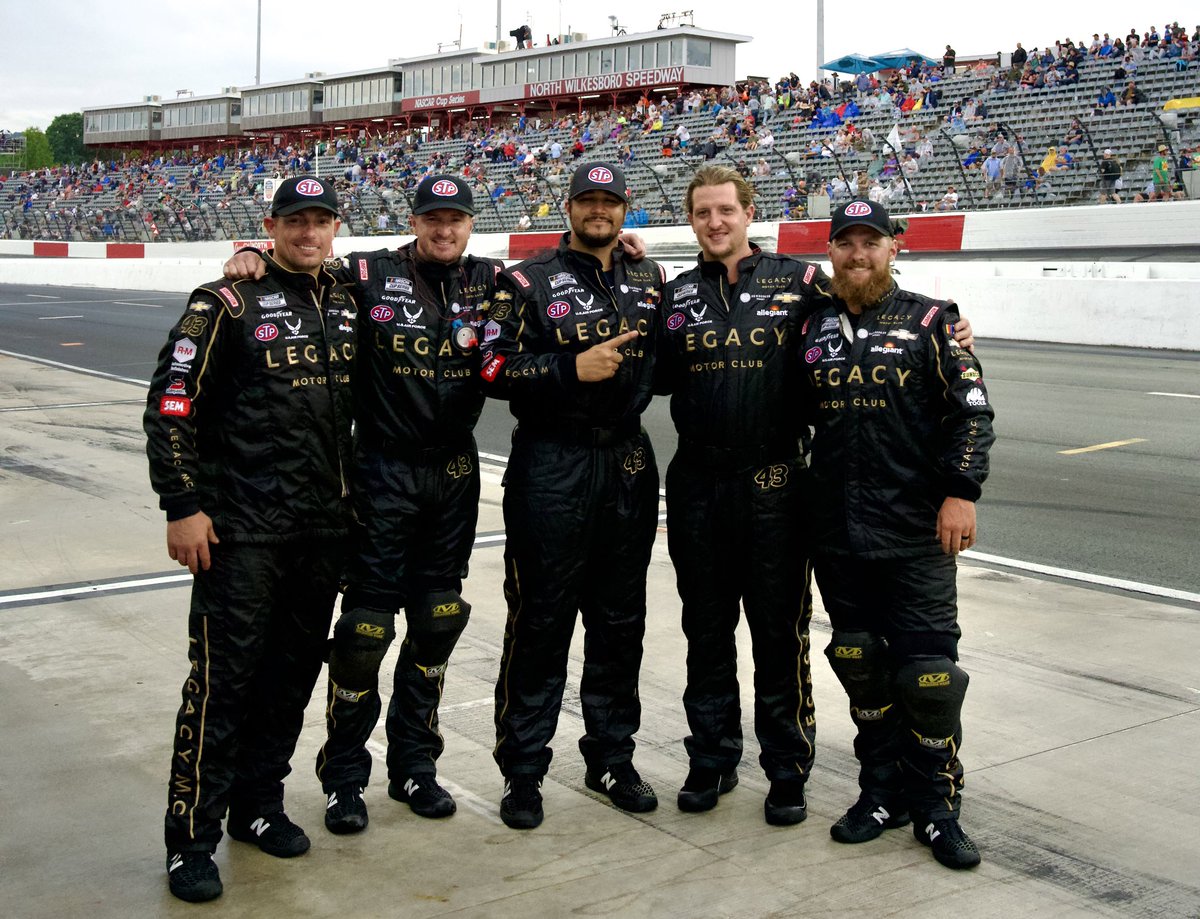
[[2, 1, 1181, 129]]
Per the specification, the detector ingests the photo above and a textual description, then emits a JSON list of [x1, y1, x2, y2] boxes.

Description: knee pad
[[825, 631, 893, 723], [894, 656, 969, 747], [405, 589, 471, 636], [400, 631, 461, 679], [328, 608, 396, 687]]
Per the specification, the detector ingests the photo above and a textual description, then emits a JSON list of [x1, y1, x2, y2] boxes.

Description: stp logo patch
[[666, 312, 686, 330], [805, 346, 822, 363], [370, 305, 395, 322], [295, 178, 325, 196], [431, 179, 459, 197], [588, 166, 614, 184], [254, 323, 279, 342], [547, 300, 571, 319], [844, 201, 872, 217], [159, 396, 191, 416]]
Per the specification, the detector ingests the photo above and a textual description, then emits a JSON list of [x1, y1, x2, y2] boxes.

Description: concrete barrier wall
[[2, 203, 1197, 350]]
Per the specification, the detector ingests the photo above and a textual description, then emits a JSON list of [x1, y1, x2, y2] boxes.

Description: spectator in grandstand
[[943, 45, 957, 74], [1095, 85, 1117, 112], [1098, 149, 1123, 203], [753, 158, 771, 177], [1151, 145, 1174, 199], [1001, 149, 1023, 199], [984, 151, 1004, 197], [1118, 81, 1147, 106], [934, 186, 960, 211], [1062, 118, 1085, 147], [1011, 42, 1027, 68]]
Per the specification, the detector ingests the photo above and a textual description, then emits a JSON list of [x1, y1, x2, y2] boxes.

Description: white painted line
[[0, 399, 144, 413], [0, 574, 191, 606], [28, 294, 59, 299], [962, 551, 1200, 604], [114, 300, 164, 308], [1147, 391, 1200, 399], [37, 315, 84, 321], [1058, 438, 1146, 456], [0, 349, 148, 387]]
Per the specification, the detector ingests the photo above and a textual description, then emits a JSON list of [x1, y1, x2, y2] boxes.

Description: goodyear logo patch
[[355, 623, 387, 639], [833, 646, 863, 659], [431, 602, 461, 618], [918, 672, 951, 687]]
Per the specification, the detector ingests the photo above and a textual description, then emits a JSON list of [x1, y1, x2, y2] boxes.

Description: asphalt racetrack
[[1, 281, 1196, 599]]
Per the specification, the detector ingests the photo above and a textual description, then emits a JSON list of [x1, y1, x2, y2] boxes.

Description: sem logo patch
[[666, 312, 686, 330], [159, 396, 191, 416], [805, 346, 822, 363], [480, 354, 506, 382], [295, 178, 325, 196], [430, 179, 459, 197], [588, 166, 614, 183], [917, 672, 951, 687], [254, 323, 279, 342], [547, 300, 571, 319], [844, 200, 873, 217], [370, 305, 395, 322]]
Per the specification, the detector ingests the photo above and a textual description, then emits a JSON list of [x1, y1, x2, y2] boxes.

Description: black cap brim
[[272, 200, 340, 217], [412, 202, 476, 216]]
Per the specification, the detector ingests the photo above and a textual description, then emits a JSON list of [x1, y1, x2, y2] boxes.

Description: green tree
[[46, 112, 89, 164], [23, 127, 53, 168]]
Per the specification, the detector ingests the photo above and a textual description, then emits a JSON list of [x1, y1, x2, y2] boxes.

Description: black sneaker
[[388, 775, 457, 819], [677, 766, 739, 813], [584, 762, 658, 813], [830, 797, 910, 844], [166, 851, 222, 903], [500, 776, 544, 829], [764, 779, 808, 826], [325, 784, 368, 834], [914, 816, 982, 869], [227, 810, 310, 858]]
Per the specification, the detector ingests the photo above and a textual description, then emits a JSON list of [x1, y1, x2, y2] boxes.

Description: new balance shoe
[[388, 775, 456, 819], [584, 762, 658, 813], [914, 816, 982, 869], [227, 809, 310, 858], [677, 766, 738, 813], [325, 784, 368, 834], [166, 851, 223, 903], [500, 776, 544, 829], [830, 796, 910, 844], [763, 779, 808, 826]]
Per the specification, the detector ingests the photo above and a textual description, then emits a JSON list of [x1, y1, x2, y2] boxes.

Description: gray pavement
[[1, 355, 1198, 918]]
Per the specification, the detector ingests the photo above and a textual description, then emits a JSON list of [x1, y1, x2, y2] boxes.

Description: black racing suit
[[144, 257, 357, 853], [481, 235, 664, 778], [314, 243, 502, 791], [657, 247, 825, 783], [797, 285, 995, 818]]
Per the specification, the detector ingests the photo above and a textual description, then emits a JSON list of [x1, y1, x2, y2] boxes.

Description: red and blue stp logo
[[255, 323, 279, 341], [547, 300, 571, 319], [370, 305, 395, 322], [666, 312, 686, 330]]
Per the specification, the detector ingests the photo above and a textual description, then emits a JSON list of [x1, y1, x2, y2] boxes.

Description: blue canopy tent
[[871, 48, 939, 70], [819, 53, 884, 74]]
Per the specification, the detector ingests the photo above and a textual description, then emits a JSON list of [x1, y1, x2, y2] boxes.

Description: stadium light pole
[[255, 0, 262, 85], [816, 0, 825, 83]]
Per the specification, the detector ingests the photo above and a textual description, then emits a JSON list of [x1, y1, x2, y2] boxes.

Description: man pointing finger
[[481, 162, 665, 829]]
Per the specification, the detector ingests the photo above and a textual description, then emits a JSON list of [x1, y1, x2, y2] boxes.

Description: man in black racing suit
[[797, 198, 995, 870], [481, 163, 665, 829], [657, 165, 824, 826], [147, 176, 356, 902], [223, 175, 499, 832]]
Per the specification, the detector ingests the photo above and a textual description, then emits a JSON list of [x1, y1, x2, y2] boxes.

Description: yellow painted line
[[1058, 438, 1146, 456]]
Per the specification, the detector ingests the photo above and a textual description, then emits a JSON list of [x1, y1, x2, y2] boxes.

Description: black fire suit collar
[[694, 242, 765, 280], [834, 279, 900, 316], [556, 231, 635, 273], [261, 251, 339, 294]]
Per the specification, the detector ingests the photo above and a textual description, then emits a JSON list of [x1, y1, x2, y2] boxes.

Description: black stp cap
[[412, 174, 476, 215], [270, 176, 340, 216], [568, 162, 629, 201], [829, 198, 893, 240]]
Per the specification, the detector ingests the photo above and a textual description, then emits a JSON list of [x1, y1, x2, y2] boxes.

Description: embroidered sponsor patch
[[159, 396, 191, 416]]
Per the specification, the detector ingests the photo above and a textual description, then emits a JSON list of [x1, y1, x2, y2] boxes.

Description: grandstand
[[3, 27, 1199, 243]]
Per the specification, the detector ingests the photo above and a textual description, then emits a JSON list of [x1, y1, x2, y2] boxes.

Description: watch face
[[454, 324, 478, 351]]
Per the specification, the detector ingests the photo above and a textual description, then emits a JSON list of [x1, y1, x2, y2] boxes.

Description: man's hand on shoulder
[[222, 250, 267, 280], [618, 231, 647, 260], [167, 511, 220, 574]]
